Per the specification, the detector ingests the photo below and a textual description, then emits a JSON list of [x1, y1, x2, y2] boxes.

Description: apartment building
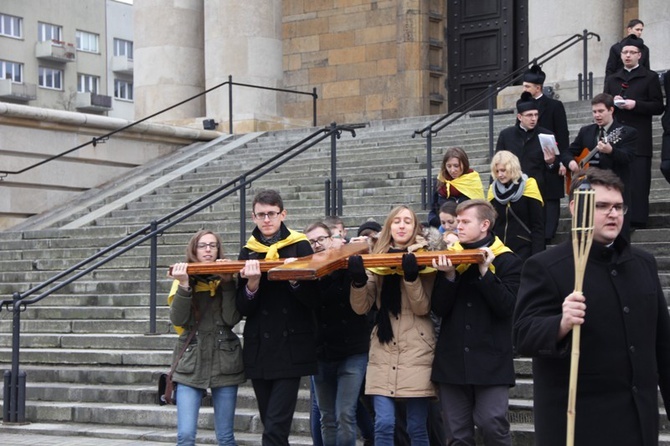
[[0, 0, 134, 120]]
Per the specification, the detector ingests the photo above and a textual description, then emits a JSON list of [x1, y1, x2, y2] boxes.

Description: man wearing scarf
[[236, 189, 318, 446], [431, 200, 522, 446]]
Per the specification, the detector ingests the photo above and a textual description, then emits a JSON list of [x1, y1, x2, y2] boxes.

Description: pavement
[[0, 432, 171, 446]]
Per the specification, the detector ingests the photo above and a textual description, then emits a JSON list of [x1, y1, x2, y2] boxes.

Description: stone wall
[[282, 0, 444, 125]]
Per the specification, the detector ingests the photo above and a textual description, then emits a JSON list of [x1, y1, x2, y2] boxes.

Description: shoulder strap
[[167, 297, 212, 378], [507, 204, 532, 235]]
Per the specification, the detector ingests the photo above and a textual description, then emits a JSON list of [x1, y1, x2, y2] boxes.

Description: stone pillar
[[639, 0, 670, 71], [527, 0, 623, 101], [204, 0, 284, 133], [134, 0, 205, 123], [396, 0, 431, 117]]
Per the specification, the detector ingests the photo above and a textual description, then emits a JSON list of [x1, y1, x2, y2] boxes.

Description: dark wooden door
[[447, 0, 528, 110]]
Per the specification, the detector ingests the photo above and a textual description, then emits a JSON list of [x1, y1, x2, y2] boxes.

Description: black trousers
[[252, 377, 302, 446], [630, 155, 652, 226]]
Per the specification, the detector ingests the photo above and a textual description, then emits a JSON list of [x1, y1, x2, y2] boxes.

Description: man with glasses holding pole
[[237, 189, 318, 446]]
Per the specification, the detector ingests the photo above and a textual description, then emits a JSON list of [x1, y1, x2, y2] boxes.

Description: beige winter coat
[[350, 271, 436, 398]]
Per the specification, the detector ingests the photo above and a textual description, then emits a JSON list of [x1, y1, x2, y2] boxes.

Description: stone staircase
[[1, 102, 669, 445]]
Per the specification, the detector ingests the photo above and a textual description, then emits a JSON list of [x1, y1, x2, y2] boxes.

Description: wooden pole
[[566, 182, 595, 446]]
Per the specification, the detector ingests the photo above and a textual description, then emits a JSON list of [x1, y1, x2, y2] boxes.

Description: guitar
[[565, 126, 625, 193]]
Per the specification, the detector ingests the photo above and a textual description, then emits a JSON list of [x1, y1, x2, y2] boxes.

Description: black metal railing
[[414, 29, 600, 210], [0, 121, 358, 423], [0, 75, 318, 179]]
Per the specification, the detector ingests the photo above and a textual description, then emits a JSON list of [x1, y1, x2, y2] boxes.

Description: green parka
[[169, 277, 245, 389]]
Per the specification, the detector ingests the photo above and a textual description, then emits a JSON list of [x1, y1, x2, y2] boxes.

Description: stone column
[[134, 0, 205, 124], [204, 0, 284, 133], [527, 0, 623, 101], [639, 0, 670, 71], [396, 0, 431, 117]]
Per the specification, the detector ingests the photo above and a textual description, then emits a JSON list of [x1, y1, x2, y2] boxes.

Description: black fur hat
[[522, 64, 546, 85], [516, 91, 538, 114], [621, 34, 644, 50]]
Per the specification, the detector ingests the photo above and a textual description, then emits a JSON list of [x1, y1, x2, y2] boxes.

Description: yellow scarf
[[487, 177, 544, 205], [167, 278, 220, 335], [438, 170, 485, 200], [451, 236, 512, 275], [243, 229, 308, 260], [367, 248, 436, 276]]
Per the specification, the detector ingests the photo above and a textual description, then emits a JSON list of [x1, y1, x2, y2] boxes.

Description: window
[[114, 79, 133, 100], [0, 13, 22, 38], [38, 67, 63, 90], [1, 60, 23, 83], [78, 74, 100, 94], [38, 22, 62, 42], [76, 30, 99, 53], [113, 38, 133, 60]]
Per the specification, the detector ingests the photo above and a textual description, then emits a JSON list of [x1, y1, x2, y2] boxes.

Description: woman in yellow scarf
[[428, 147, 485, 228]]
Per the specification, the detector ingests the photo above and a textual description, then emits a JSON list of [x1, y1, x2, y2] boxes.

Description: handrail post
[[4, 292, 26, 423], [329, 122, 338, 216], [228, 75, 234, 135], [312, 87, 318, 127], [239, 176, 247, 249], [148, 221, 158, 335], [425, 129, 434, 211], [337, 179, 343, 216], [582, 29, 588, 101], [488, 84, 495, 160], [325, 179, 331, 216]]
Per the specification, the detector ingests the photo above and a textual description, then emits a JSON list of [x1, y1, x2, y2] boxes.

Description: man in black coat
[[567, 93, 637, 237], [661, 72, 670, 184], [603, 34, 664, 229], [431, 199, 521, 446], [521, 65, 571, 244], [513, 168, 670, 446], [605, 19, 650, 78], [237, 189, 318, 446]]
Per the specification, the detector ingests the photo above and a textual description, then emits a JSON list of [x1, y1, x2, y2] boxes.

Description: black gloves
[[402, 253, 419, 282], [348, 255, 368, 287]]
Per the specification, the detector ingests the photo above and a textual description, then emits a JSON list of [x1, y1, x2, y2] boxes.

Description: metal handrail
[[0, 121, 358, 423], [413, 29, 600, 210], [0, 76, 318, 178]]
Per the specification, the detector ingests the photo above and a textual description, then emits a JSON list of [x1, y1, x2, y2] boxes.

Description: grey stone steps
[[0, 319, 172, 334], [0, 347, 172, 366], [0, 305, 169, 321]]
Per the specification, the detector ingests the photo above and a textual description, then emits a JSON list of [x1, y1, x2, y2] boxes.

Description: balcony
[[0, 79, 37, 102], [111, 56, 134, 75], [35, 40, 76, 63], [75, 92, 113, 112]]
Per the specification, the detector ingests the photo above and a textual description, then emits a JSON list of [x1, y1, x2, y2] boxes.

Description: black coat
[[513, 238, 670, 446], [603, 65, 664, 157], [431, 237, 522, 386], [490, 193, 544, 261], [568, 120, 637, 203], [661, 72, 670, 182], [605, 40, 651, 78], [536, 95, 571, 199], [495, 124, 557, 199], [315, 269, 371, 361], [236, 224, 318, 380]]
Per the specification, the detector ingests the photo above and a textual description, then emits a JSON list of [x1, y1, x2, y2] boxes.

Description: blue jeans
[[373, 395, 430, 446], [176, 383, 238, 446], [313, 353, 368, 446]]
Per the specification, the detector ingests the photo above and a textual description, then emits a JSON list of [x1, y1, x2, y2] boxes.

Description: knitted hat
[[522, 64, 546, 85], [357, 220, 382, 237], [516, 92, 538, 114], [621, 34, 644, 50]]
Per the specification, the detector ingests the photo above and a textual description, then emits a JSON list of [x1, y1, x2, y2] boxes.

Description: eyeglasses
[[253, 211, 281, 221], [331, 234, 342, 239], [620, 50, 640, 55], [308, 235, 331, 246], [520, 112, 538, 118], [196, 242, 219, 250], [594, 202, 628, 215]]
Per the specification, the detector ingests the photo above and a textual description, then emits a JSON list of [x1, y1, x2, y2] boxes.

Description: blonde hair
[[373, 205, 421, 254], [490, 150, 523, 183]]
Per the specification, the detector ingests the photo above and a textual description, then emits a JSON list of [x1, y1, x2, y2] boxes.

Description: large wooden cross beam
[[168, 241, 485, 281]]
